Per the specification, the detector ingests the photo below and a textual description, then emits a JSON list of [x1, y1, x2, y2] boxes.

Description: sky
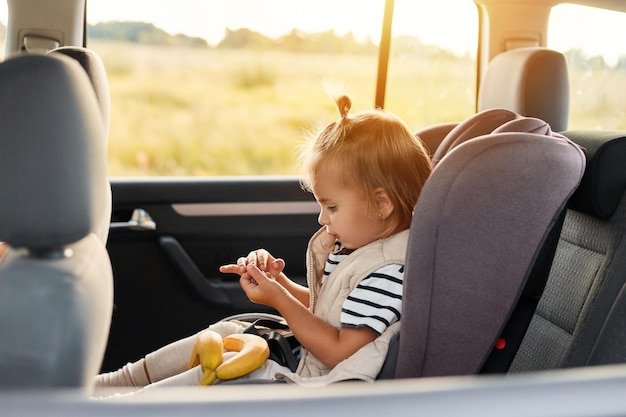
[[1, 1, 624, 64], [87, 0, 626, 63], [82, 0, 481, 54]]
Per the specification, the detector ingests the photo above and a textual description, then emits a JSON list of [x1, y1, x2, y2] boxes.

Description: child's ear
[[373, 187, 394, 220]]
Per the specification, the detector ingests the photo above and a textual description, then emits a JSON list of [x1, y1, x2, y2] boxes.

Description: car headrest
[[492, 116, 558, 136], [46, 46, 112, 245], [0, 54, 107, 250], [563, 130, 626, 219], [478, 47, 569, 132], [431, 108, 520, 164], [46, 46, 111, 138]]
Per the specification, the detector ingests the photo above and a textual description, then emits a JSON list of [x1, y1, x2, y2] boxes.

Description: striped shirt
[[322, 243, 404, 335]]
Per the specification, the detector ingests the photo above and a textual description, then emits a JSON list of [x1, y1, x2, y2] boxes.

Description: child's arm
[[241, 264, 378, 369], [219, 249, 310, 307]]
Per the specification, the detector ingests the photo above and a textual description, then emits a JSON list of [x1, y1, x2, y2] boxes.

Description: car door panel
[[101, 177, 319, 372]]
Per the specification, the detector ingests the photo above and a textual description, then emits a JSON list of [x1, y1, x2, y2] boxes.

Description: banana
[[188, 329, 224, 385], [215, 333, 270, 380]]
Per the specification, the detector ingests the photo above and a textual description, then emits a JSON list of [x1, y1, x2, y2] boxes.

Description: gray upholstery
[[566, 132, 626, 219], [417, 47, 569, 156], [588, 282, 626, 365], [510, 131, 626, 372], [46, 46, 111, 138], [394, 126, 585, 378], [431, 108, 519, 164], [0, 54, 113, 389], [46, 46, 112, 245], [478, 47, 569, 132], [415, 122, 457, 157], [430, 108, 567, 166]]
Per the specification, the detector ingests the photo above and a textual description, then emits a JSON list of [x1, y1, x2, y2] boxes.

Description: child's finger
[[269, 258, 285, 275], [219, 264, 245, 275], [244, 249, 269, 271], [246, 263, 275, 284], [255, 250, 269, 270]]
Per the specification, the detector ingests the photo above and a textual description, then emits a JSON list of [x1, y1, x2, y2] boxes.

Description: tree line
[[87, 21, 626, 68], [88, 21, 378, 55], [1, 20, 623, 68]]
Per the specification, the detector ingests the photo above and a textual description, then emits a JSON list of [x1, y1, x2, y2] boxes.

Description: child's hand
[[239, 264, 286, 308], [219, 249, 285, 278]]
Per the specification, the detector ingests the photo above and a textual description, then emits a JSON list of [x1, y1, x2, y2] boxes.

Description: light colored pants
[[94, 318, 290, 393]]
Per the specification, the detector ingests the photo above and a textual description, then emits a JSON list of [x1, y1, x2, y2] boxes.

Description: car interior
[[1, 0, 626, 416]]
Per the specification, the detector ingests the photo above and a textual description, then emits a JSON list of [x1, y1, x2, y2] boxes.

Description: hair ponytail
[[337, 95, 352, 119]]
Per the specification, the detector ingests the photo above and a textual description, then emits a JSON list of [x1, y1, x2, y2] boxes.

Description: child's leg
[[95, 320, 247, 387], [143, 365, 204, 388], [95, 333, 197, 387], [143, 355, 290, 388]]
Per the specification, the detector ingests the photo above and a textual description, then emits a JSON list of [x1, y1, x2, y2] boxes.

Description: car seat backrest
[[394, 127, 585, 379], [46, 46, 112, 245], [417, 47, 569, 156], [428, 112, 574, 374], [509, 130, 626, 372], [0, 54, 113, 389]]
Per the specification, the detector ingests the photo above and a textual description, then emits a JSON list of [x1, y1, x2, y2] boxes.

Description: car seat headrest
[[0, 54, 107, 250], [563, 131, 626, 219], [45, 46, 113, 245], [431, 108, 520, 164], [46, 46, 111, 138], [491, 116, 556, 136], [478, 47, 569, 132]]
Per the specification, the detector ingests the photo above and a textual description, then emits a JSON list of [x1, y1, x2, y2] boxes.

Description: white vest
[[278, 227, 409, 385]]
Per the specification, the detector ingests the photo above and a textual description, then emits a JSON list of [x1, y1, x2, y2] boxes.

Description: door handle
[[110, 208, 156, 231], [159, 235, 231, 306]]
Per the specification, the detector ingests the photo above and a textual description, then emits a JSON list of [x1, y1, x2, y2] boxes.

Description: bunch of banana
[[188, 330, 270, 385]]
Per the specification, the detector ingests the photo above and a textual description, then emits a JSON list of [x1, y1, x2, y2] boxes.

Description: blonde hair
[[298, 95, 432, 238]]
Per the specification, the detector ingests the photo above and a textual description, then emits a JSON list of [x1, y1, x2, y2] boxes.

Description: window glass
[[88, 0, 386, 176], [548, 4, 626, 130], [86, 0, 477, 176], [385, 0, 478, 128]]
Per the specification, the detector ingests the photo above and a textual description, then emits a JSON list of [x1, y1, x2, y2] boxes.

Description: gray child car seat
[[389, 111, 585, 378]]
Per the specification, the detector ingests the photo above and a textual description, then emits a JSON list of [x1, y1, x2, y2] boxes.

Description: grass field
[[90, 41, 477, 176]]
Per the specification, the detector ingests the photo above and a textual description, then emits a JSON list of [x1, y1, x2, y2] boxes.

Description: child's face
[[312, 170, 387, 250]]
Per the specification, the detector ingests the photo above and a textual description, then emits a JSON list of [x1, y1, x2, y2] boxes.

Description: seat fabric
[[509, 131, 626, 372], [46, 46, 112, 245], [46, 46, 111, 136], [478, 47, 569, 132], [0, 53, 113, 390], [393, 119, 585, 379]]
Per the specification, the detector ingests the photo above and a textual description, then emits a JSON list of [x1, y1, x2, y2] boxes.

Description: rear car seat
[[510, 130, 626, 372]]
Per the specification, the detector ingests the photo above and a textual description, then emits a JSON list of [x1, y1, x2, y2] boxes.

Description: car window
[[84, 0, 477, 176], [385, 0, 478, 127], [548, 4, 626, 130]]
